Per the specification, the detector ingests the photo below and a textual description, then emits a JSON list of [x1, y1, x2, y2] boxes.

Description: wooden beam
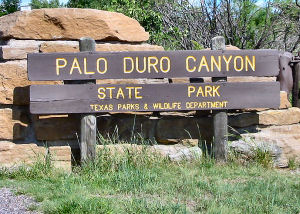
[[292, 53, 300, 107], [212, 36, 228, 161], [79, 37, 97, 163]]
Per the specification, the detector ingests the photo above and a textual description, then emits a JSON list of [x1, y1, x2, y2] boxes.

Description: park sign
[[28, 50, 279, 80], [28, 49, 281, 114]]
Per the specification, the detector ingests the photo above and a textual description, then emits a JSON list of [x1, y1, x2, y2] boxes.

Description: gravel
[[0, 188, 39, 214]]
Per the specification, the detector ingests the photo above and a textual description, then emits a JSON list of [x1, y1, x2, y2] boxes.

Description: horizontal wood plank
[[28, 50, 280, 80], [30, 82, 280, 114]]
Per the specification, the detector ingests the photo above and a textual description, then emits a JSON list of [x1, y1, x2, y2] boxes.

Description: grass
[[0, 144, 299, 214]]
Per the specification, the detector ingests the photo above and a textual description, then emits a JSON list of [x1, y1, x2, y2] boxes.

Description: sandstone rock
[[96, 43, 164, 52], [0, 141, 46, 167], [39, 41, 79, 53], [168, 146, 202, 161], [279, 91, 291, 109], [0, 9, 149, 42], [227, 77, 276, 82], [229, 138, 282, 165], [0, 61, 29, 105], [0, 60, 62, 105], [258, 108, 300, 125], [225, 45, 240, 50], [39, 41, 164, 53], [0, 107, 30, 141], [0, 45, 38, 60], [96, 144, 202, 162], [239, 124, 300, 167], [229, 107, 300, 128], [48, 146, 71, 171]]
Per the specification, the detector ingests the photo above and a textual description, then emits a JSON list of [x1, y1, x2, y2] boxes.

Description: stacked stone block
[[0, 8, 299, 170]]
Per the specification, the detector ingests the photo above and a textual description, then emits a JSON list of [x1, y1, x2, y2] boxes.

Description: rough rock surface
[[39, 41, 79, 53], [0, 9, 149, 42], [0, 60, 62, 105], [0, 40, 39, 60], [237, 124, 300, 167], [48, 146, 71, 171], [0, 107, 30, 141], [229, 107, 300, 128], [0, 141, 46, 167], [229, 138, 282, 165], [97, 144, 202, 161]]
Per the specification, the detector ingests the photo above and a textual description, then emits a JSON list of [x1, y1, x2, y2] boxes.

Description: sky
[[21, 0, 68, 6]]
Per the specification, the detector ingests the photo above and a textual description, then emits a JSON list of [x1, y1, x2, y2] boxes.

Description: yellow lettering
[[186, 56, 196, 72], [135, 87, 143, 99], [124, 57, 134, 73], [116, 88, 125, 99], [211, 56, 221, 72], [84, 58, 95, 74], [106, 87, 115, 99], [213, 86, 221, 97], [98, 87, 106, 99], [126, 87, 134, 99], [136, 57, 146, 73], [97, 58, 107, 74], [196, 86, 204, 97], [234, 56, 244, 72], [148, 56, 159, 73], [188, 86, 196, 97], [246, 56, 255, 71], [198, 56, 210, 72], [205, 86, 213, 97], [223, 55, 232, 71], [70, 57, 82, 74], [160, 57, 170, 73], [56, 58, 67, 76]]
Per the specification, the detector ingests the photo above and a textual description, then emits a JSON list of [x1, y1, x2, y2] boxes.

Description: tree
[[31, 0, 62, 9], [0, 0, 20, 16]]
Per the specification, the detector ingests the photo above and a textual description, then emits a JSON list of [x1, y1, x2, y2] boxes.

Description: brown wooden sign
[[28, 50, 280, 81], [30, 82, 280, 114]]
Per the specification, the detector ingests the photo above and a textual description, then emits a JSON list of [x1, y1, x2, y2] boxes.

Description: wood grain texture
[[78, 37, 96, 163], [28, 50, 280, 81], [212, 36, 228, 161], [30, 82, 280, 114], [292, 62, 300, 107]]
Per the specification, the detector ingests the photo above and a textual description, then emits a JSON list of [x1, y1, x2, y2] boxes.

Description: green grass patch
[[0, 146, 299, 214]]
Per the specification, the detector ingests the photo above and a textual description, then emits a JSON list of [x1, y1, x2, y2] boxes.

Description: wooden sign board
[[30, 82, 280, 114], [28, 50, 280, 81]]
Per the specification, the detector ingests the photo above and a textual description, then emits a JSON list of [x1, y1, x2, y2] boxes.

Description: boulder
[[229, 138, 282, 166], [96, 144, 202, 162], [95, 43, 164, 52], [0, 141, 46, 167], [0, 107, 30, 141], [239, 124, 300, 167], [39, 41, 164, 53], [153, 145, 202, 161], [0, 9, 149, 42]]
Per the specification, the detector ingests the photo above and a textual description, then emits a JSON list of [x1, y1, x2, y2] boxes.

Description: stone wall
[[0, 8, 299, 170]]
